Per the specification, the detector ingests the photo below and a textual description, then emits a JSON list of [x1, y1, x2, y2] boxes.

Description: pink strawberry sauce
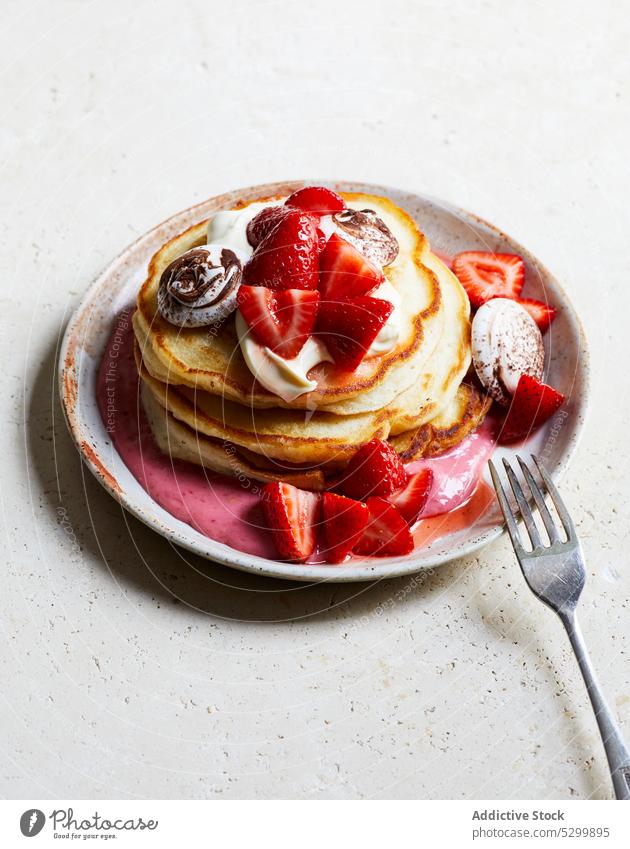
[[96, 311, 496, 563], [407, 417, 497, 518], [96, 310, 276, 559]]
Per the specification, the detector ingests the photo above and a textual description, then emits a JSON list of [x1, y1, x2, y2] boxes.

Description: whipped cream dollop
[[365, 278, 402, 356], [235, 311, 334, 402], [202, 198, 401, 399], [206, 201, 272, 261]]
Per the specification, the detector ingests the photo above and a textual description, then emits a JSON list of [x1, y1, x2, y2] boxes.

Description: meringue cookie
[[157, 245, 244, 328], [472, 298, 544, 405], [333, 208, 399, 266]]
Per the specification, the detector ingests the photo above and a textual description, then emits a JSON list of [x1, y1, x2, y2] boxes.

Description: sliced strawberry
[[319, 233, 384, 300], [452, 251, 525, 309], [339, 438, 407, 501], [246, 205, 292, 248], [514, 297, 557, 333], [317, 296, 393, 371], [500, 374, 565, 443], [237, 286, 319, 358], [261, 482, 321, 562], [285, 186, 346, 215], [321, 492, 369, 564], [353, 497, 414, 557], [388, 469, 434, 526], [243, 209, 319, 290]]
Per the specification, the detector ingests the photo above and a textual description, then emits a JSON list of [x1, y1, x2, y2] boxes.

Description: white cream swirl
[[207, 201, 277, 260], [365, 279, 401, 357], [235, 311, 333, 402]]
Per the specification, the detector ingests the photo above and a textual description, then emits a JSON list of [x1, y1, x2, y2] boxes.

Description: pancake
[[135, 250, 471, 466], [141, 384, 327, 490], [142, 375, 491, 486], [136, 342, 387, 467], [133, 193, 446, 414], [136, 245, 471, 423], [134, 189, 485, 488], [389, 383, 492, 461]]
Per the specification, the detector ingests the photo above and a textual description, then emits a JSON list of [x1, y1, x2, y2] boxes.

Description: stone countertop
[[1, 0, 629, 799]]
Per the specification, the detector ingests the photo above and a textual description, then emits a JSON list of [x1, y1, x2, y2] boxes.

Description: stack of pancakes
[[132, 193, 490, 490]]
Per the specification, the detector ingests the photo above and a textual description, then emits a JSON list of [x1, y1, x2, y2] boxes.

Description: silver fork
[[489, 455, 630, 800]]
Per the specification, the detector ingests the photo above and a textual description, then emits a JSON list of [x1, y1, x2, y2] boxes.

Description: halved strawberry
[[246, 205, 292, 248], [339, 438, 407, 501], [285, 186, 346, 216], [319, 233, 384, 300], [261, 482, 321, 562], [388, 469, 434, 526], [353, 497, 414, 557], [321, 492, 369, 564], [316, 296, 393, 371], [500, 374, 565, 443], [237, 286, 319, 358], [243, 209, 319, 290], [514, 297, 557, 333], [452, 251, 525, 309]]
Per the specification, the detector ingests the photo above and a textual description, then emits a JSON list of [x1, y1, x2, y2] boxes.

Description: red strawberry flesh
[[514, 297, 557, 333], [453, 251, 525, 309], [388, 469, 434, 526], [321, 492, 369, 564], [285, 186, 346, 216], [319, 233, 384, 300], [500, 374, 565, 443], [261, 482, 321, 562], [317, 296, 393, 371], [243, 209, 319, 291], [237, 285, 319, 359], [246, 205, 293, 249], [339, 438, 407, 501], [353, 497, 414, 557]]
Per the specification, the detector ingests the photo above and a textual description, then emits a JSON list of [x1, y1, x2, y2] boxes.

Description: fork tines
[[489, 455, 576, 553]]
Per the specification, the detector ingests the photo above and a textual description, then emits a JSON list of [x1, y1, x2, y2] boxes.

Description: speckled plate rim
[[58, 180, 590, 583]]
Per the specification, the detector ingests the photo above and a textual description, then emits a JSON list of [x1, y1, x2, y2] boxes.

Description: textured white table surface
[[2, 0, 629, 800]]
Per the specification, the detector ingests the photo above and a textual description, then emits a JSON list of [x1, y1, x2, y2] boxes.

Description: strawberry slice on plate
[[261, 482, 321, 562], [388, 469, 434, 525], [452, 251, 525, 309], [339, 438, 407, 501], [285, 186, 346, 216], [246, 205, 292, 248], [243, 208, 319, 290], [500, 374, 565, 443], [353, 497, 414, 557], [321, 492, 369, 564], [319, 233, 384, 300], [237, 285, 319, 359], [514, 297, 557, 333], [317, 296, 393, 371]]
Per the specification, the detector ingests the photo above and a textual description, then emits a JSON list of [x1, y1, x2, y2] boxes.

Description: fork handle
[[560, 609, 630, 800]]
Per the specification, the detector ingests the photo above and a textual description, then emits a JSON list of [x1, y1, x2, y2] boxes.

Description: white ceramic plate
[[58, 180, 589, 582]]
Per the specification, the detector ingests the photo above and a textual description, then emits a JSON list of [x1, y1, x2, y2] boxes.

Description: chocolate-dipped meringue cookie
[[157, 245, 243, 328], [471, 298, 544, 406], [333, 208, 399, 267]]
